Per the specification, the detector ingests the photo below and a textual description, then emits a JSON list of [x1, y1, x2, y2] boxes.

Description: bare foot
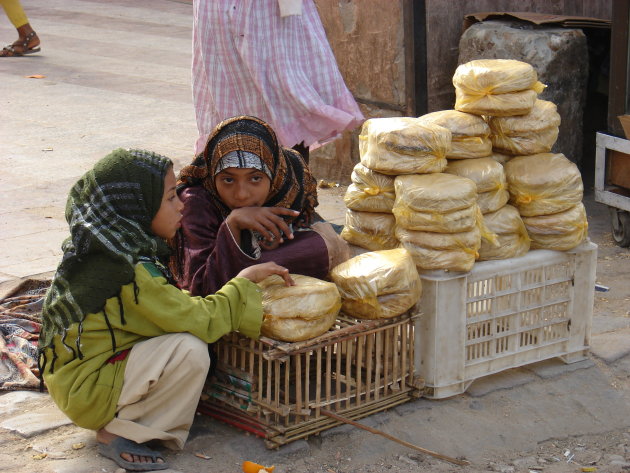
[[96, 428, 166, 467]]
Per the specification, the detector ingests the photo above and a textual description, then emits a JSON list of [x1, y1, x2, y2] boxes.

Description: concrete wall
[[312, 0, 409, 184]]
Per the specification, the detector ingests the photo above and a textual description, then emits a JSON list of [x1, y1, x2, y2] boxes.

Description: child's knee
[[175, 333, 211, 372]]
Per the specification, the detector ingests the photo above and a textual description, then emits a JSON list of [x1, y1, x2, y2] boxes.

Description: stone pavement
[[0, 0, 345, 283], [1, 1, 630, 472]]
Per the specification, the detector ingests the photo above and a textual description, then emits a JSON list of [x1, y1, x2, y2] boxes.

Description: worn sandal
[[0, 31, 40, 57], [98, 437, 169, 471]]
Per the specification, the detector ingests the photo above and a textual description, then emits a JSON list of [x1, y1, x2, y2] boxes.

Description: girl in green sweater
[[39, 148, 294, 471]]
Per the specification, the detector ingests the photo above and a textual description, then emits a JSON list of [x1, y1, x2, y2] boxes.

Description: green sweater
[[42, 262, 262, 431]]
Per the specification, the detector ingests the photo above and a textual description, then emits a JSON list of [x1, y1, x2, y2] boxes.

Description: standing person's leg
[[0, 0, 40, 57], [97, 333, 211, 470]]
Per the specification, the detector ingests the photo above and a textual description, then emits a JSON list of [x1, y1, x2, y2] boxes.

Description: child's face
[[215, 167, 271, 209], [151, 167, 184, 239]]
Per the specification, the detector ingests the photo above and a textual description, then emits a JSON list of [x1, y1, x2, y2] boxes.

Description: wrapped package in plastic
[[453, 59, 545, 95], [445, 157, 506, 193], [341, 210, 399, 251], [523, 202, 588, 251], [330, 248, 422, 319], [489, 152, 512, 165], [259, 274, 341, 342], [400, 240, 477, 272], [395, 225, 480, 251], [359, 117, 451, 175], [477, 188, 510, 214], [344, 183, 395, 213], [488, 100, 561, 155], [505, 153, 583, 217], [344, 164, 396, 212], [418, 110, 492, 159], [455, 87, 538, 117], [444, 155, 512, 214], [479, 205, 530, 260], [394, 173, 478, 212], [352, 162, 396, 190], [393, 203, 477, 233], [479, 233, 530, 261]]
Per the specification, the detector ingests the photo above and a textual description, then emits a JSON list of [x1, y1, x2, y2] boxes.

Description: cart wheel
[[610, 207, 630, 247]]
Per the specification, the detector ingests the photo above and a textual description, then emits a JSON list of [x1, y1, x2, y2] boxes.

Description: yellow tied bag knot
[[364, 187, 381, 196], [532, 81, 547, 94]]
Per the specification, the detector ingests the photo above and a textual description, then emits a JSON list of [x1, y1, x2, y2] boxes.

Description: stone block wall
[[458, 21, 589, 166]]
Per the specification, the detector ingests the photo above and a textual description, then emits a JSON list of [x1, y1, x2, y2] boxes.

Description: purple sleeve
[[179, 187, 330, 296]]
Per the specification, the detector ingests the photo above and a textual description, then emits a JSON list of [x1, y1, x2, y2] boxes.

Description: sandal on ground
[[0, 31, 40, 57], [98, 437, 169, 471]]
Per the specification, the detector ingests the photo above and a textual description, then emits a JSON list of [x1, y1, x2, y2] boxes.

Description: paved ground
[[1, 1, 630, 472]]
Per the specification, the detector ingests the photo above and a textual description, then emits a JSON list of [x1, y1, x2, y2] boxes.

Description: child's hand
[[227, 207, 299, 245], [236, 262, 295, 286]]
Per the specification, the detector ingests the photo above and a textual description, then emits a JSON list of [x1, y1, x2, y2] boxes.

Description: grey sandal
[[98, 437, 169, 471]]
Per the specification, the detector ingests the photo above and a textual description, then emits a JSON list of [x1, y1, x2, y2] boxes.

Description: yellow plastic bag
[[489, 152, 512, 165], [359, 117, 451, 175], [393, 204, 478, 233], [419, 109, 492, 159], [394, 173, 478, 213], [478, 205, 530, 260], [395, 225, 480, 251], [344, 163, 396, 213], [453, 59, 545, 95], [445, 157, 506, 193], [341, 210, 399, 251], [400, 240, 477, 272], [455, 87, 538, 117], [488, 100, 561, 155], [523, 202, 588, 251], [259, 274, 341, 342], [505, 153, 583, 217], [330, 248, 422, 319], [478, 188, 510, 214]]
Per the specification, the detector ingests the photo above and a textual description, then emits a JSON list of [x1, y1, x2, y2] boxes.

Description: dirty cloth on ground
[[0, 290, 46, 390]]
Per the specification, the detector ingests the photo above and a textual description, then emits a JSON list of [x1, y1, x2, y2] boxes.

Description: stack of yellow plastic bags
[[342, 164, 398, 251], [341, 117, 452, 255], [443, 156, 529, 260], [453, 59, 545, 116], [393, 173, 483, 271], [451, 58, 586, 251], [340, 57, 586, 282], [505, 153, 587, 250]]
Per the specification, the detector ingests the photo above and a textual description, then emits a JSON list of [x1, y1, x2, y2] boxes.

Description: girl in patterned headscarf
[[174, 115, 350, 296], [39, 148, 292, 472]]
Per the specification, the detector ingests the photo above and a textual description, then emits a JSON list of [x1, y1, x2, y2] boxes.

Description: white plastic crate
[[415, 241, 597, 399]]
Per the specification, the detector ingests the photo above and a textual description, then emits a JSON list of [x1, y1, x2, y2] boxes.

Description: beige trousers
[[103, 333, 210, 450]]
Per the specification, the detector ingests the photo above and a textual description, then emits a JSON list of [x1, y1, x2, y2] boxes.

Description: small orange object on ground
[[242, 460, 275, 473]]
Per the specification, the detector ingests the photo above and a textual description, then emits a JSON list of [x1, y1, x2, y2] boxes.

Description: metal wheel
[[610, 207, 630, 247]]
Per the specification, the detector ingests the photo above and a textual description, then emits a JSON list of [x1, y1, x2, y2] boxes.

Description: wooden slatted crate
[[198, 312, 423, 448]]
